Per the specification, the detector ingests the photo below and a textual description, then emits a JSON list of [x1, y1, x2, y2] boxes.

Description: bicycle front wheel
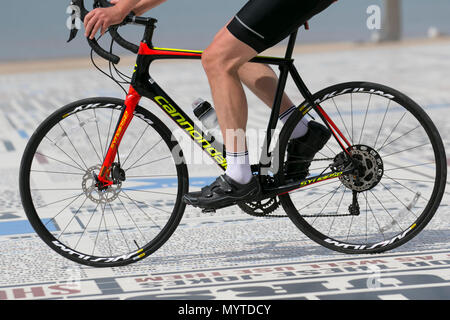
[[19, 97, 188, 267], [277, 82, 447, 254]]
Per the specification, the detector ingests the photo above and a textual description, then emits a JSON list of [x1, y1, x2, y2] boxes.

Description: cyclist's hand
[[84, 6, 126, 40]]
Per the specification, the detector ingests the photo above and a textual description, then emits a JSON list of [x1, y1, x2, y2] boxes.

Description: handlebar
[[67, 0, 153, 64]]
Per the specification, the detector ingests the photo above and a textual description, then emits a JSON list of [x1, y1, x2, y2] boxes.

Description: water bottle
[[192, 98, 223, 144]]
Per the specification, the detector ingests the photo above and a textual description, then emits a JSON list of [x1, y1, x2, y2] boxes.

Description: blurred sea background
[[1, 0, 450, 62]]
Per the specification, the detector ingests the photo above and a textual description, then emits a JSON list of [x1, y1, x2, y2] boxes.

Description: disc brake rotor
[[338, 145, 384, 192], [82, 165, 122, 204]]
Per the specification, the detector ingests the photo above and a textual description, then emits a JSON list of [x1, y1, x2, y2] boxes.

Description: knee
[[202, 45, 239, 76]]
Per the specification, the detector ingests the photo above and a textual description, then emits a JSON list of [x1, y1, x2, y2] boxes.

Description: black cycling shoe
[[183, 174, 260, 210], [285, 121, 332, 181]]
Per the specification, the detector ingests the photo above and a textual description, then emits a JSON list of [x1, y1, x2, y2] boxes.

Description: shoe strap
[[201, 175, 232, 197]]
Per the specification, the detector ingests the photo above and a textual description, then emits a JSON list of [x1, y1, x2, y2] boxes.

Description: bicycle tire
[[19, 97, 189, 267], [276, 81, 447, 254]]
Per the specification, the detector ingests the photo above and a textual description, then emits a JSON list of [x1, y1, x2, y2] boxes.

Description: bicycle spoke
[[31, 188, 81, 191], [57, 196, 88, 241], [125, 154, 173, 171], [366, 192, 386, 241], [331, 97, 353, 146], [124, 138, 163, 171], [358, 93, 372, 144], [379, 181, 418, 219], [382, 142, 430, 158], [58, 123, 88, 170], [117, 196, 149, 244], [35, 192, 85, 209], [35, 152, 84, 171], [44, 192, 85, 228], [121, 125, 150, 167], [324, 187, 346, 235], [102, 207, 113, 257], [377, 124, 422, 152], [296, 183, 342, 212], [365, 192, 368, 243], [92, 202, 107, 256], [75, 113, 103, 163], [385, 177, 435, 183], [122, 188, 177, 197], [377, 112, 407, 151], [74, 202, 100, 251], [126, 174, 178, 178], [108, 202, 132, 252], [384, 161, 435, 172], [369, 189, 404, 233], [120, 191, 172, 216], [383, 173, 430, 202], [93, 108, 104, 159], [311, 184, 342, 226], [30, 170, 84, 175], [103, 107, 115, 159], [44, 136, 85, 171], [120, 191, 162, 231], [374, 100, 391, 149]]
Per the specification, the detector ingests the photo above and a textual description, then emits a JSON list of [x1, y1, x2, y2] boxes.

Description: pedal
[[201, 208, 216, 213]]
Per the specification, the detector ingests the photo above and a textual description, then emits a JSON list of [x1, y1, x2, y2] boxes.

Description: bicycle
[[19, 0, 447, 267]]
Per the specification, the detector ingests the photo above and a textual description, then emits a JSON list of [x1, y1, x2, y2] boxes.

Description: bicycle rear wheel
[[277, 82, 447, 254], [19, 97, 188, 267]]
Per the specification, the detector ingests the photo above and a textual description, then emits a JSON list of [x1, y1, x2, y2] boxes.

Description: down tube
[[147, 83, 227, 171]]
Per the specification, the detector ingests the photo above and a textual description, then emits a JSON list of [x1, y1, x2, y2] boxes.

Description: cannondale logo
[[66, 4, 82, 30]]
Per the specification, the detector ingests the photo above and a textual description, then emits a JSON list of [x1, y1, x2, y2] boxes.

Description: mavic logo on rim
[[62, 103, 122, 118], [324, 223, 417, 250], [51, 240, 145, 263], [314, 88, 395, 104]]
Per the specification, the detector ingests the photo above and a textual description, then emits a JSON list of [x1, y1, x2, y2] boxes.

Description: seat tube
[[97, 86, 141, 185]]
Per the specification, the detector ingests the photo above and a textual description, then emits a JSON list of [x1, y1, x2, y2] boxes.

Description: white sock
[[225, 150, 253, 184], [279, 105, 309, 139]]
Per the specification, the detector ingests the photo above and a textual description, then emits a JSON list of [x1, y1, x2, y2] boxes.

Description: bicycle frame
[[96, 20, 353, 197]]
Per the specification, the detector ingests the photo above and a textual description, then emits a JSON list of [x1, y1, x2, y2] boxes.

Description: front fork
[[96, 86, 141, 188]]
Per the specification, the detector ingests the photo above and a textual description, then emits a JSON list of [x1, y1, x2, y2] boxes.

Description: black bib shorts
[[227, 0, 336, 53]]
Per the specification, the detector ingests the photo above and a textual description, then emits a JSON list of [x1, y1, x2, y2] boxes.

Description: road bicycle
[[19, 0, 447, 267]]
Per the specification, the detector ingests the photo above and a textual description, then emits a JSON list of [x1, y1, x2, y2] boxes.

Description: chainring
[[238, 197, 286, 217]]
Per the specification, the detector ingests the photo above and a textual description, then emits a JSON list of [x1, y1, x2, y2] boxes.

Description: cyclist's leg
[[202, 28, 256, 156], [211, 22, 295, 115], [184, 0, 336, 208], [201, 27, 256, 187], [238, 62, 294, 114]]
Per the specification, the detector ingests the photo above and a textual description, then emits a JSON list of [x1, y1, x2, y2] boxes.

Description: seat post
[[284, 30, 298, 60]]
